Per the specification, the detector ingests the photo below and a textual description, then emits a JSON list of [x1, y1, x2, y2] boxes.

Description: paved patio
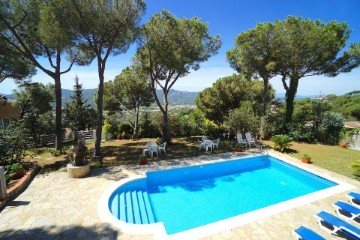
[[0, 150, 359, 240]]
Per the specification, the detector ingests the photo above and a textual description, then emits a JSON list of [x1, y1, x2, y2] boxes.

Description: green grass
[[27, 138, 360, 179], [263, 140, 360, 179], [26, 137, 238, 169]]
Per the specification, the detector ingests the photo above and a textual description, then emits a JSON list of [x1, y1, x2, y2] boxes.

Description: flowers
[[69, 141, 87, 166]]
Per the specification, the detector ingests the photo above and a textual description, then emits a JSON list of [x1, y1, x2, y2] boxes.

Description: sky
[[1, 0, 360, 96]]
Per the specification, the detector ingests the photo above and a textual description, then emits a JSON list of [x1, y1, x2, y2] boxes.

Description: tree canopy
[[0, 0, 83, 150], [69, 0, 146, 156], [135, 10, 221, 142], [273, 17, 360, 124], [64, 76, 96, 131], [227, 22, 276, 112], [103, 65, 153, 138], [196, 74, 274, 124], [13, 82, 54, 143], [227, 16, 360, 129]]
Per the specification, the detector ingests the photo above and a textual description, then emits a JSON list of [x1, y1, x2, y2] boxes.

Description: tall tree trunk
[[94, 61, 105, 156], [260, 77, 269, 139], [262, 77, 269, 115], [133, 102, 140, 139], [54, 71, 62, 151], [162, 92, 171, 143], [284, 77, 299, 126]]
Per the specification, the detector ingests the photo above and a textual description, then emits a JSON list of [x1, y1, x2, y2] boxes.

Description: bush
[[271, 135, 293, 152], [4, 162, 24, 181], [48, 148, 61, 156], [351, 160, 360, 177], [102, 120, 117, 140], [140, 112, 159, 138], [204, 119, 225, 138], [288, 122, 316, 143], [319, 112, 344, 145], [0, 124, 28, 166]]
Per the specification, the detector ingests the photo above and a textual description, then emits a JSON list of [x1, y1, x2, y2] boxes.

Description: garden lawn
[[26, 137, 236, 170], [27, 138, 360, 180], [264, 140, 360, 179]]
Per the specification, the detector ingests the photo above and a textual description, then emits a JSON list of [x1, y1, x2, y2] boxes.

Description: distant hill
[[2, 88, 199, 106], [3, 90, 328, 106]]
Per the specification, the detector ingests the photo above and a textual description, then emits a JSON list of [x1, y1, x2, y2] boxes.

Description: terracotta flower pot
[[301, 158, 311, 164], [139, 158, 147, 165], [339, 143, 347, 148], [235, 147, 243, 152]]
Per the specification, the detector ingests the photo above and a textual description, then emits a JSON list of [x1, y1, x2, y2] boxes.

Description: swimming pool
[[98, 154, 352, 239]]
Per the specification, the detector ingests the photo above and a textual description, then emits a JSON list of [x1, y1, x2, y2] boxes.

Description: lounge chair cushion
[[317, 211, 360, 239], [334, 200, 360, 217], [349, 192, 360, 201], [294, 226, 325, 240]]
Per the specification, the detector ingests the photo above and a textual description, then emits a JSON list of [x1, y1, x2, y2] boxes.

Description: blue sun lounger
[[348, 192, 360, 206], [316, 211, 360, 240], [334, 200, 360, 221], [293, 226, 325, 240]]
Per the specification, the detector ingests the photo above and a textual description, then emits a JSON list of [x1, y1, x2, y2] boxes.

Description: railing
[[41, 130, 96, 146]]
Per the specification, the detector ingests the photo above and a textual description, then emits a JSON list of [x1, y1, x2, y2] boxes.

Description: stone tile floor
[[0, 150, 359, 240]]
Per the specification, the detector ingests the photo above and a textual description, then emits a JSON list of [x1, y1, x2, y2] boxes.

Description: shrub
[[319, 112, 344, 145], [204, 119, 225, 138], [4, 162, 24, 181], [351, 160, 360, 177], [271, 135, 293, 152], [140, 112, 159, 138], [0, 124, 28, 166], [48, 148, 61, 156]]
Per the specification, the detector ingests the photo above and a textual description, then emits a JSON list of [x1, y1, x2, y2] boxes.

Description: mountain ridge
[[2, 89, 328, 106], [3, 88, 199, 106]]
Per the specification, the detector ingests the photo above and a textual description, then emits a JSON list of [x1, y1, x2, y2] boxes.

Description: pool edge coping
[[97, 152, 355, 240]]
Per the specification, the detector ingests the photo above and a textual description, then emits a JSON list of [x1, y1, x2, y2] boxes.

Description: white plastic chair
[[158, 142, 167, 155], [237, 132, 248, 147], [143, 141, 158, 157], [245, 132, 256, 147], [200, 139, 213, 152], [212, 139, 220, 150], [199, 136, 213, 152]]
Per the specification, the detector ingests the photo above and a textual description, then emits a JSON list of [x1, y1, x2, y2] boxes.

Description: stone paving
[[0, 150, 359, 240]]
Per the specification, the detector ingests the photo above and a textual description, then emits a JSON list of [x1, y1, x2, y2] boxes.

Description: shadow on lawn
[[88, 137, 238, 167], [0, 224, 120, 240], [283, 148, 298, 154]]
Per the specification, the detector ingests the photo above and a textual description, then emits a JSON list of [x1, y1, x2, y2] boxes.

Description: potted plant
[[339, 143, 347, 148], [139, 155, 147, 165], [235, 143, 244, 152], [67, 139, 90, 178], [301, 154, 311, 164]]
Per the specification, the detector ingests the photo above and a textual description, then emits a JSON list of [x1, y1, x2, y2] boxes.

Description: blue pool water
[[109, 155, 337, 235]]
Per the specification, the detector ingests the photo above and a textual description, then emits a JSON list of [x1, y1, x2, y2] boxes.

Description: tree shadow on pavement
[[0, 223, 121, 240]]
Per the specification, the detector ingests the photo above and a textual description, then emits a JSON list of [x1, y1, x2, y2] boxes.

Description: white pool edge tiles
[[97, 153, 355, 240]]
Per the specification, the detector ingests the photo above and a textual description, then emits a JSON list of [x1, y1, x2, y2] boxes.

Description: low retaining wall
[[0, 161, 39, 210]]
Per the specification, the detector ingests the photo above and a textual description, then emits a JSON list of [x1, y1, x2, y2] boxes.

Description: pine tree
[[64, 76, 91, 131]]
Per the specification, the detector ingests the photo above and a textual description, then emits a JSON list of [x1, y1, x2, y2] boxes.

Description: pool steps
[[112, 190, 155, 224]]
